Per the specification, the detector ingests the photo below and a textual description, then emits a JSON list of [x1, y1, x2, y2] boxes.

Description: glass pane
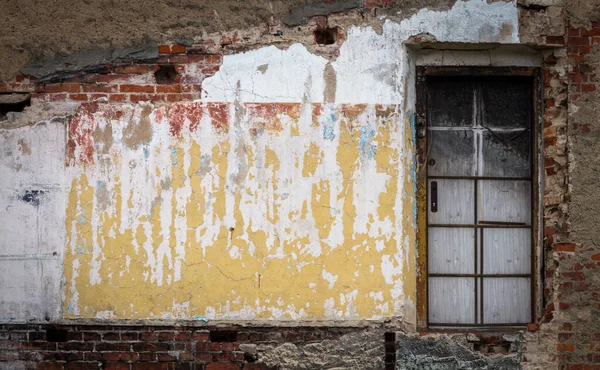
[[429, 228, 475, 274], [429, 277, 475, 324], [479, 180, 531, 225], [481, 129, 531, 177], [428, 130, 475, 176], [428, 179, 474, 225], [483, 228, 531, 274], [481, 78, 532, 128], [483, 278, 531, 324], [428, 78, 474, 127]]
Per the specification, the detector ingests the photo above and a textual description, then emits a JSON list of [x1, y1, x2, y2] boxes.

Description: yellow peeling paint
[[63, 103, 415, 320]]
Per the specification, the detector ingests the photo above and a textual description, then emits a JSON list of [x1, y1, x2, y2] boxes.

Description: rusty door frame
[[415, 66, 543, 330]]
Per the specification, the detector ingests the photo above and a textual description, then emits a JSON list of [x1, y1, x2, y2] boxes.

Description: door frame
[[415, 66, 544, 330]]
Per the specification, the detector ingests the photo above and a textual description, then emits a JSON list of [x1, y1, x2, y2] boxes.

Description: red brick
[[69, 94, 89, 101], [171, 44, 187, 54], [132, 364, 169, 370], [104, 364, 129, 370], [109, 94, 127, 102], [557, 343, 575, 352], [195, 352, 212, 362], [102, 352, 121, 361], [581, 27, 600, 37], [64, 363, 100, 370], [82, 84, 118, 93], [206, 363, 240, 370], [119, 84, 155, 93], [114, 64, 150, 74], [569, 36, 590, 45], [36, 363, 64, 370], [95, 342, 131, 351], [582, 84, 596, 92], [120, 352, 138, 361], [45, 83, 82, 93], [192, 331, 210, 341], [157, 84, 182, 93], [559, 302, 572, 310], [547, 36, 565, 45], [158, 45, 171, 54], [554, 243, 577, 252], [527, 323, 539, 332], [562, 272, 585, 280], [175, 331, 191, 341], [157, 352, 177, 361]]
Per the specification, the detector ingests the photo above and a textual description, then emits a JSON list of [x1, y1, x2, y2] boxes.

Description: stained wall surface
[[0, 0, 520, 323]]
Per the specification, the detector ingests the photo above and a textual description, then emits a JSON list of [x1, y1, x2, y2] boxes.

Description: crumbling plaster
[[0, 0, 526, 324]]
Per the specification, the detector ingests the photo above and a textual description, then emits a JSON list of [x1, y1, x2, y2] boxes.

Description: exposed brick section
[[523, 17, 600, 370], [0, 324, 367, 369], [0, 43, 222, 104]]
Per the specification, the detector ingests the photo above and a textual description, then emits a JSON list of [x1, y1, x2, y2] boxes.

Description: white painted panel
[[0, 121, 66, 188], [428, 228, 474, 274], [0, 258, 62, 321], [428, 179, 474, 225], [0, 189, 65, 257], [479, 180, 531, 224], [483, 278, 531, 324], [429, 277, 475, 324], [483, 228, 531, 274]]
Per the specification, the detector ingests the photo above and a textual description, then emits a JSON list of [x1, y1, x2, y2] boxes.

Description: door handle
[[431, 181, 438, 213]]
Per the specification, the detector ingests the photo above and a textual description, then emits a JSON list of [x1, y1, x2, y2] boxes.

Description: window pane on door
[[483, 278, 531, 324], [479, 180, 531, 224], [428, 130, 475, 176], [483, 228, 531, 274], [429, 228, 474, 274], [428, 179, 474, 225], [481, 130, 531, 177], [428, 78, 474, 127], [429, 277, 475, 324], [480, 79, 532, 129]]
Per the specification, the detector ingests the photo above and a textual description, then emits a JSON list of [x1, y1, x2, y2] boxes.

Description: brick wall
[[522, 17, 600, 370], [0, 43, 222, 105], [0, 324, 377, 370]]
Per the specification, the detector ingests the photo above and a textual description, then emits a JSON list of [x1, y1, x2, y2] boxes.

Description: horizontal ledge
[[427, 176, 532, 181], [428, 224, 531, 228], [428, 274, 531, 278]]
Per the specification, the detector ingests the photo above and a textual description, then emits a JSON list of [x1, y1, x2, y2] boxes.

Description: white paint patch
[[202, 44, 328, 103]]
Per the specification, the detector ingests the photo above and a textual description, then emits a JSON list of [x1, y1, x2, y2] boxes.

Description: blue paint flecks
[[75, 243, 88, 256], [359, 125, 377, 159], [193, 316, 209, 322], [321, 105, 337, 141], [200, 155, 209, 168], [67, 302, 74, 314], [171, 148, 178, 166], [323, 123, 335, 141], [143, 146, 150, 159], [282, 193, 289, 200]]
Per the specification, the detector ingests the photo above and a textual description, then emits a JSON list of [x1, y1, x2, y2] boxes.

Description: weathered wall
[[5, 0, 600, 369], [0, 0, 520, 324]]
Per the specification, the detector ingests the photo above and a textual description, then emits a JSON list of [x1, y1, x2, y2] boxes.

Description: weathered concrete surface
[[284, 0, 362, 26], [243, 330, 385, 369], [21, 43, 159, 83], [396, 333, 523, 370], [0, 0, 517, 83]]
